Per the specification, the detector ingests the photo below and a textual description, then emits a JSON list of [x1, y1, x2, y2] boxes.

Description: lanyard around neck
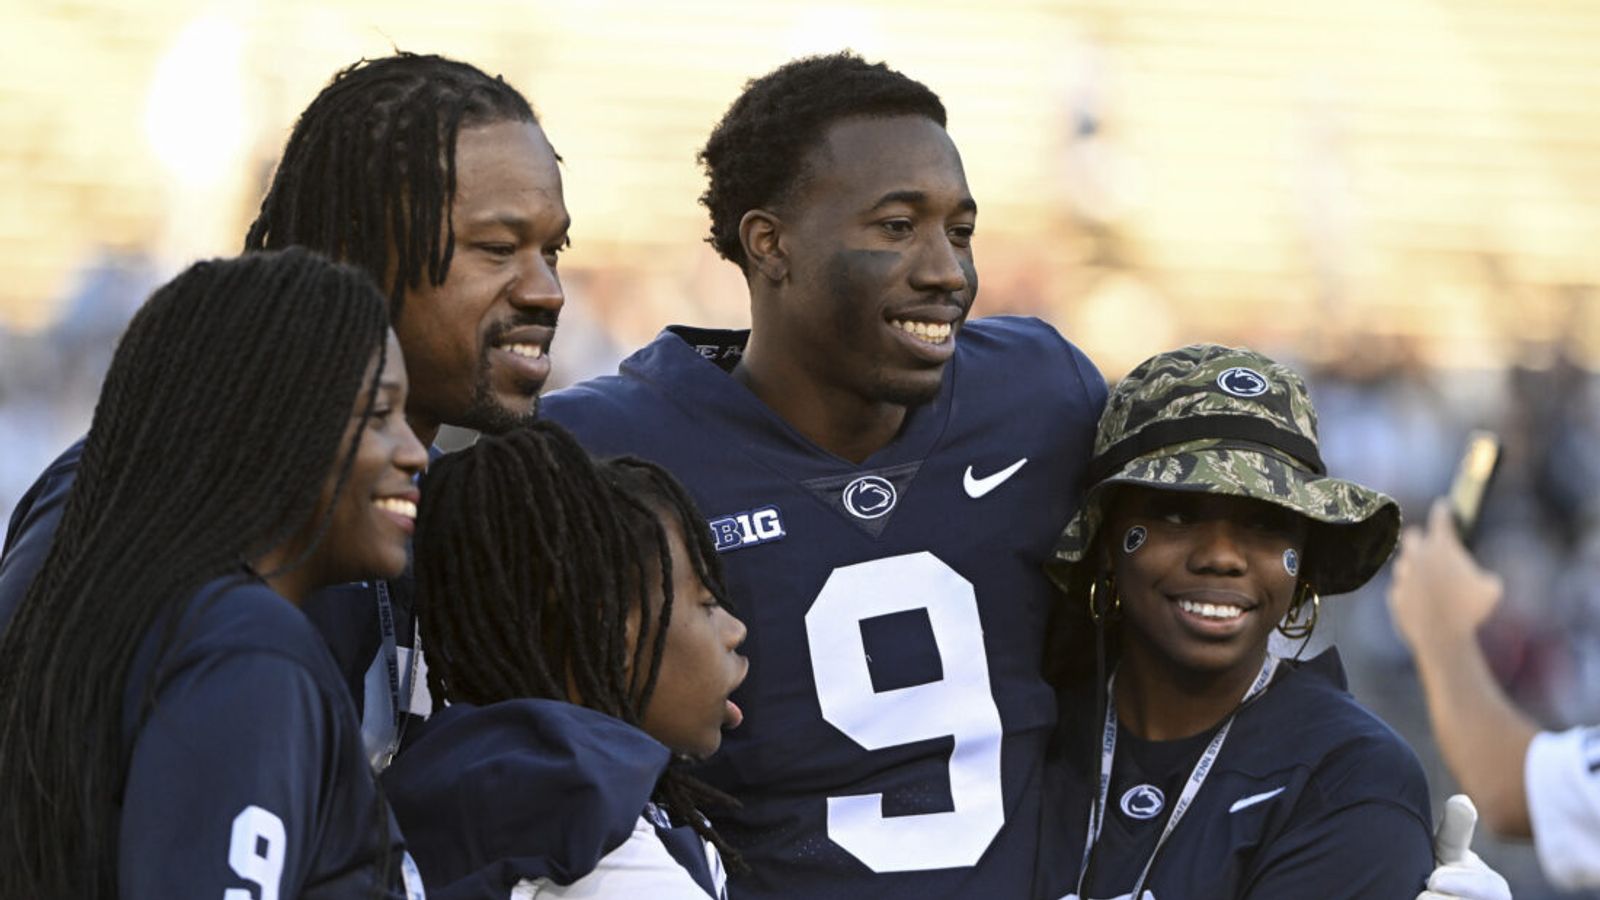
[[1075, 653, 1281, 900]]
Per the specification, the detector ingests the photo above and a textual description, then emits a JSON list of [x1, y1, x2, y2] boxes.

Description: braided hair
[[698, 51, 947, 271], [415, 421, 741, 868], [0, 248, 392, 899], [244, 52, 537, 321]]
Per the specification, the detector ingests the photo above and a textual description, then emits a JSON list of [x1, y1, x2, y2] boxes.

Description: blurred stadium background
[[1, 1, 1597, 894]]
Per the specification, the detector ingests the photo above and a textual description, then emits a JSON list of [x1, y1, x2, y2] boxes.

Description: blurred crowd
[[2, 254, 1598, 897]]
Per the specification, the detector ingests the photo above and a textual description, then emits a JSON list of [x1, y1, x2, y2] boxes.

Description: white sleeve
[[507, 817, 720, 899], [1525, 726, 1600, 889]]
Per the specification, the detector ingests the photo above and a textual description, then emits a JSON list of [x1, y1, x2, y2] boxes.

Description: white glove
[[1419, 795, 1512, 900]]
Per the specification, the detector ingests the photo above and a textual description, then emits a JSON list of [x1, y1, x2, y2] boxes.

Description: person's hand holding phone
[[1389, 500, 1506, 652]]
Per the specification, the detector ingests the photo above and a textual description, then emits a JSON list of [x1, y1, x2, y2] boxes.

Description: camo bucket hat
[[1050, 344, 1399, 596]]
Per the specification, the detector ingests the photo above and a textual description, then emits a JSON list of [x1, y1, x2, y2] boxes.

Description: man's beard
[[458, 354, 540, 435]]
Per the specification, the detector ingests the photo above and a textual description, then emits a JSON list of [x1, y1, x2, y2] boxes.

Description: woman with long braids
[[1045, 344, 1435, 898], [0, 248, 429, 899], [382, 421, 748, 899]]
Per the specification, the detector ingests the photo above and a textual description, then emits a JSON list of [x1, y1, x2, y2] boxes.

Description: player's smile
[[885, 305, 962, 364], [775, 115, 977, 409]]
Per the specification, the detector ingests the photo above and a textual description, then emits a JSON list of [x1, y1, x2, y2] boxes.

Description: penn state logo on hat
[[1216, 366, 1269, 398], [842, 475, 897, 520], [1120, 784, 1165, 820]]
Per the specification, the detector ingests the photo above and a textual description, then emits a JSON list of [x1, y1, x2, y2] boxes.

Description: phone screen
[[1447, 430, 1501, 546]]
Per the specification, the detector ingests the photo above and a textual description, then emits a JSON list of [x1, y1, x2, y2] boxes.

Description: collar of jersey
[[614, 324, 957, 476]]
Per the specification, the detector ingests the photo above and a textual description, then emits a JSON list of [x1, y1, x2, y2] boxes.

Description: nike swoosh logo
[[963, 458, 1028, 499], [1228, 786, 1286, 813]]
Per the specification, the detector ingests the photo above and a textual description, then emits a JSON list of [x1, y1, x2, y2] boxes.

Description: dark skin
[[394, 120, 570, 448], [1102, 488, 1308, 741], [254, 334, 428, 605], [735, 115, 978, 463]]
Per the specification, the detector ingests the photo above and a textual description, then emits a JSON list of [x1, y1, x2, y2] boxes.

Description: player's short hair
[[698, 51, 947, 271], [245, 52, 538, 321], [0, 249, 393, 897], [414, 421, 740, 866]]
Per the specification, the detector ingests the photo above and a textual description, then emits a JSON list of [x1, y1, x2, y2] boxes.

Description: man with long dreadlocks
[[0, 51, 570, 769]]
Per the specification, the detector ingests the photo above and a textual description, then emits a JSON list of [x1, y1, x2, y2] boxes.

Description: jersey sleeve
[[1526, 726, 1600, 889], [117, 650, 338, 900], [1241, 798, 1433, 899], [1238, 713, 1434, 900], [0, 439, 82, 633]]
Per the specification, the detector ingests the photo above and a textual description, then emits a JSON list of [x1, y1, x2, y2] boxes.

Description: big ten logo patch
[[708, 505, 786, 553]]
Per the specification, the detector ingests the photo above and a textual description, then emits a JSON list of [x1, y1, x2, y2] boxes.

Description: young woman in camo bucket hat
[[1044, 343, 1435, 899]]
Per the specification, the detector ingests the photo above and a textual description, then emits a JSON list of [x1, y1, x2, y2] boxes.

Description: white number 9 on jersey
[[805, 551, 1005, 871], [224, 805, 286, 900]]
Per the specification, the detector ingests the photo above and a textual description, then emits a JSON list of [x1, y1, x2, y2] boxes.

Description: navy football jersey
[[0, 439, 433, 771], [383, 699, 726, 899], [118, 577, 418, 898], [541, 317, 1106, 898], [1057, 650, 1433, 899]]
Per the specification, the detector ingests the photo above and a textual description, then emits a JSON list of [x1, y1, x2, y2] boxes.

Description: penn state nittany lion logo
[[1216, 366, 1269, 398], [842, 475, 897, 520], [1120, 784, 1165, 820]]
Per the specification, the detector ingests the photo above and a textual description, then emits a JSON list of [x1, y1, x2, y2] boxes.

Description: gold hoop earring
[[1277, 582, 1319, 640], [1087, 575, 1120, 623]]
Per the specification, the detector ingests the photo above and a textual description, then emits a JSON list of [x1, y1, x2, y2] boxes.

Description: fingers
[[1435, 794, 1479, 864], [1427, 862, 1512, 900], [1427, 497, 1456, 540]]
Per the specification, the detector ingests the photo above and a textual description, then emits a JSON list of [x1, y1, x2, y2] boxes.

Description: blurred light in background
[[145, 14, 247, 186]]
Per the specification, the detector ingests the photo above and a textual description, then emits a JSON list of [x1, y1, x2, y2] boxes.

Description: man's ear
[[739, 209, 788, 283]]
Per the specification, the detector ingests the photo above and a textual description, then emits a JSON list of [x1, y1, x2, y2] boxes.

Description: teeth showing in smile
[[503, 343, 543, 360], [890, 319, 952, 344], [374, 497, 417, 520], [1178, 599, 1245, 620]]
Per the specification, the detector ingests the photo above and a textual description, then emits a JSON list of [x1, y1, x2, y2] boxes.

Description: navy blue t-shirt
[[118, 577, 416, 898], [542, 317, 1106, 899], [1055, 650, 1433, 900], [383, 699, 724, 899]]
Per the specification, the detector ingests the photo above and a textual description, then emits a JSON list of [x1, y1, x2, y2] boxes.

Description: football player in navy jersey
[[382, 422, 746, 898], [0, 250, 428, 899], [0, 53, 570, 767], [1044, 344, 1435, 899], [541, 52, 1107, 898]]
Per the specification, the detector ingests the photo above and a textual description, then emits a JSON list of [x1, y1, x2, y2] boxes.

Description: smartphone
[[1446, 429, 1501, 547]]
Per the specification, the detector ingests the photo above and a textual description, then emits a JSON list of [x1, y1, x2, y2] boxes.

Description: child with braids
[[0, 249, 429, 899], [382, 421, 748, 899]]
